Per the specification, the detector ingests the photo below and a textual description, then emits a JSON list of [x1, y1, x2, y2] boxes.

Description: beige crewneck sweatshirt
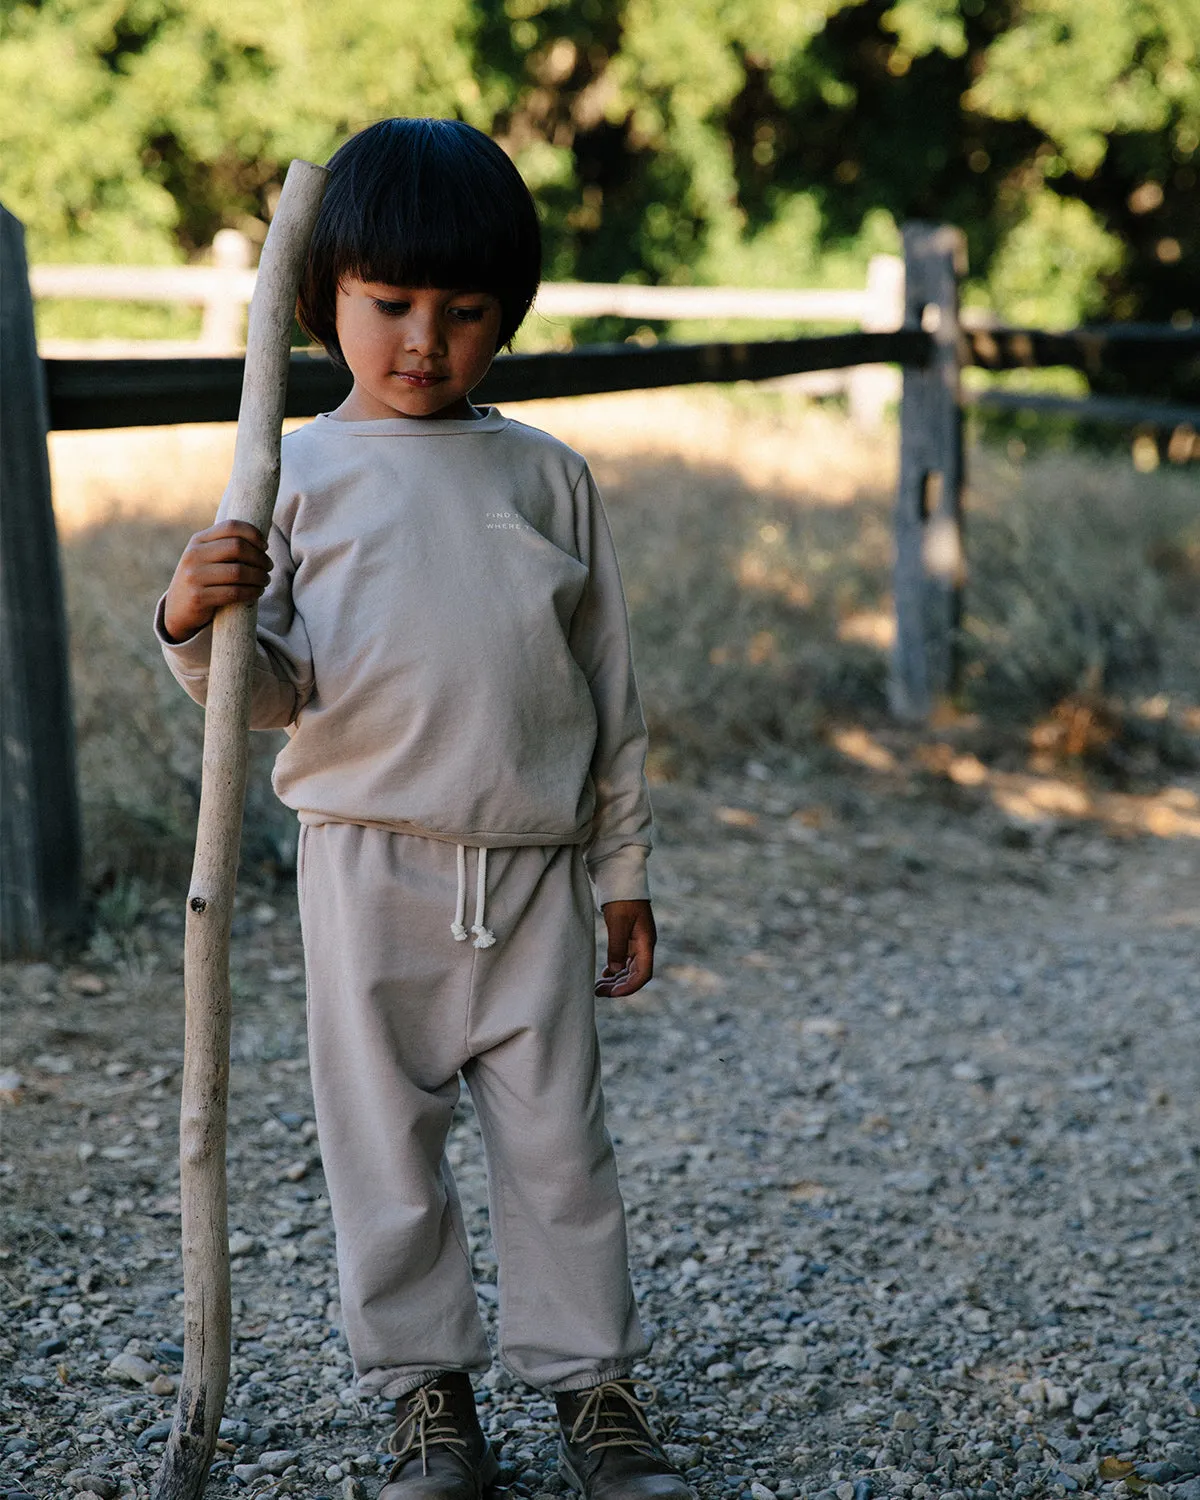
[[156, 408, 652, 906]]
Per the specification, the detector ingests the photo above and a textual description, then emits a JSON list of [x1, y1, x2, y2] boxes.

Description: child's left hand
[[596, 900, 656, 998]]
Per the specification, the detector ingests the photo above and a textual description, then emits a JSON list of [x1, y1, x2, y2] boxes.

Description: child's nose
[[405, 311, 445, 356]]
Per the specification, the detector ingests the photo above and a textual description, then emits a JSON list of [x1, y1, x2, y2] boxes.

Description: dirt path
[[3, 759, 1199, 1500]]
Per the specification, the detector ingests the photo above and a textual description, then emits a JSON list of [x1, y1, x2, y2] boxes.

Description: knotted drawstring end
[[452, 844, 496, 948]]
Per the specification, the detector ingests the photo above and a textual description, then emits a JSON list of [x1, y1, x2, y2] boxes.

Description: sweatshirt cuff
[[586, 844, 651, 908], [154, 593, 213, 670]]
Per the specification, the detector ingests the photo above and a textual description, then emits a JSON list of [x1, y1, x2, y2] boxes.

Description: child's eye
[[450, 305, 488, 323], [372, 299, 410, 316]]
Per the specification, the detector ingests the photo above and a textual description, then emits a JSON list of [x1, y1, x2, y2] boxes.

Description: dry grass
[[50, 389, 1200, 894]]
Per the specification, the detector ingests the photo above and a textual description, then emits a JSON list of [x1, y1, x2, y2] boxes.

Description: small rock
[[1137, 1463, 1180, 1484], [233, 1465, 265, 1483], [258, 1450, 300, 1475], [228, 1230, 260, 1257], [70, 972, 108, 995], [341, 1480, 367, 1500], [149, 1373, 178, 1396], [324, 1464, 344, 1482], [106, 1350, 158, 1386], [1072, 1390, 1108, 1421], [219, 1417, 251, 1442], [134, 1420, 174, 1451], [705, 1361, 736, 1379], [750, 1485, 777, 1500], [36, 1335, 68, 1358], [66, 1475, 118, 1500], [886, 1169, 940, 1195], [1174, 1481, 1200, 1500]]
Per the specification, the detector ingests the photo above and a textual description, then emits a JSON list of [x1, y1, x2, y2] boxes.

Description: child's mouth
[[394, 371, 444, 387]]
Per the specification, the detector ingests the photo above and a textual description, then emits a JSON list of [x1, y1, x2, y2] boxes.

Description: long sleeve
[[155, 518, 315, 730], [569, 467, 653, 906]]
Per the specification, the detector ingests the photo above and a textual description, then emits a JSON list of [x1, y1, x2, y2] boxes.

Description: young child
[[157, 118, 692, 1500]]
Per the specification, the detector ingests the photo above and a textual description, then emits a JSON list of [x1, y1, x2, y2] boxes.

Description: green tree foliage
[[2, 0, 1196, 337]]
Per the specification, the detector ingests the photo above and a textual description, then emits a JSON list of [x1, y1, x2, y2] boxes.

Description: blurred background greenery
[[4, 0, 1197, 356]]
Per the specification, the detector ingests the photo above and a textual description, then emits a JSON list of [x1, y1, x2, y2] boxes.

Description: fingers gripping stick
[[153, 158, 328, 1500]]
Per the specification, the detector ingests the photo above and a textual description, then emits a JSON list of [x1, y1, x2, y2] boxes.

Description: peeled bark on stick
[[153, 158, 328, 1500]]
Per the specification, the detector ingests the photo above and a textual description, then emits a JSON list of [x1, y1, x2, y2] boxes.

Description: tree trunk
[[153, 158, 327, 1500]]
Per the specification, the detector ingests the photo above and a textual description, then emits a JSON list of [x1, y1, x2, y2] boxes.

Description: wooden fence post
[[0, 204, 84, 955], [848, 253, 904, 428], [889, 222, 968, 721], [199, 229, 253, 351]]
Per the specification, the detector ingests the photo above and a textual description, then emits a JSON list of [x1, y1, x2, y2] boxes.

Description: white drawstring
[[471, 847, 495, 948], [451, 845, 469, 942], [450, 845, 495, 949]]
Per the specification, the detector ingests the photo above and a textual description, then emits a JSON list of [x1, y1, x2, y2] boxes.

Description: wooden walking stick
[[153, 158, 328, 1500]]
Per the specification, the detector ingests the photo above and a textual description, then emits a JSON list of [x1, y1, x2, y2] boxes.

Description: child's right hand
[[162, 521, 274, 643]]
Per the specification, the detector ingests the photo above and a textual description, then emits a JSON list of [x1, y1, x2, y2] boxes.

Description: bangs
[[298, 118, 542, 363], [344, 136, 530, 295]]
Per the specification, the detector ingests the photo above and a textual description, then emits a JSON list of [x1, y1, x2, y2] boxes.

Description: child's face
[[332, 280, 503, 421]]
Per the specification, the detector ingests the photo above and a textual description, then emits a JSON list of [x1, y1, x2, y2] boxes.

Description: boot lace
[[566, 1380, 661, 1458], [387, 1383, 471, 1476]]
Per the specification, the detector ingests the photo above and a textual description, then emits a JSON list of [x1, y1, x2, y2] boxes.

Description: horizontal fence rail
[[42, 330, 931, 431], [964, 324, 1200, 382], [41, 325, 1200, 433], [966, 389, 1200, 428], [31, 250, 903, 330]]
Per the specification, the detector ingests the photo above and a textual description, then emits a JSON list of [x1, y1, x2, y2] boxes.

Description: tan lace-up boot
[[555, 1381, 694, 1499], [379, 1372, 499, 1500]]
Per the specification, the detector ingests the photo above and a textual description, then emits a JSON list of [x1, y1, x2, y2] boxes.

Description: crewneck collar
[[313, 406, 509, 437]]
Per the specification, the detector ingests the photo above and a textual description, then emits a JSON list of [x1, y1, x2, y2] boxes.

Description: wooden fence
[[31, 235, 907, 426], [4, 206, 1199, 955]]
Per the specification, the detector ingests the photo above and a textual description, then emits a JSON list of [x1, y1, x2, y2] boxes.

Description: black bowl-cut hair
[[297, 117, 542, 365]]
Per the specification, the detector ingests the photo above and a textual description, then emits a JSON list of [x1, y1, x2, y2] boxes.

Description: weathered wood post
[[889, 223, 968, 721], [0, 205, 84, 957], [199, 229, 253, 352], [848, 253, 904, 429], [152, 160, 327, 1500]]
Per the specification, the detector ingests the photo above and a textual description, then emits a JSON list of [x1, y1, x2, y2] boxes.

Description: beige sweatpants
[[297, 822, 649, 1398]]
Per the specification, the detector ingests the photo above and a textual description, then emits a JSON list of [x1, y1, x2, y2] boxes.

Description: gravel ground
[[3, 757, 1199, 1500]]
